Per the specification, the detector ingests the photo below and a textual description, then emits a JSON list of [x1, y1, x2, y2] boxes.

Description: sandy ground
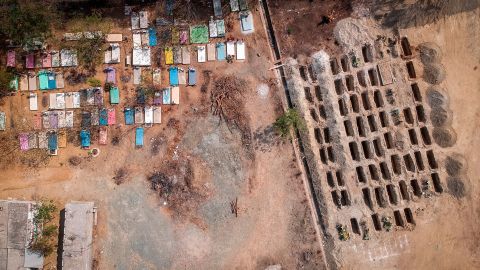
[[0, 3, 325, 270]]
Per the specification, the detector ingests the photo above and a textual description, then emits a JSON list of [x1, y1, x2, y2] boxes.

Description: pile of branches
[[211, 75, 249, 131]]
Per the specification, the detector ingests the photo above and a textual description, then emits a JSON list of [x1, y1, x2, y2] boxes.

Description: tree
[[0, 69, 15, 99], [0, 1, 53, 46], [273, 108, 306, 137]]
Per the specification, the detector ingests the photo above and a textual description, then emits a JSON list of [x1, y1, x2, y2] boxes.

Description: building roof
[[62, 202, 94, 270], [0, 200, 44, 269]]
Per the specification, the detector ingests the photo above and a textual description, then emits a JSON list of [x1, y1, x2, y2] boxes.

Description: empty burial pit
[[420, 126, 432, 145], [401, 37, 413, 56], [361, 140, 373, 159], [367, 115, 378, 132], [326, 171, 335, 188], [403, 107, 414, 125], [375, 187, 387, 208], [391, 155, 402, 175], [310, 109, 319, 122], [314, 85, 322, 101], [345, 75, 355, 92], [319, 148, 328, 164], [356, 166, 367, 183], [338, 99, 348, 116], [373, 138, 384, 157], [330, 58, 340, 75], [362, 45, 374, 63], [406, 61, 416, 78], [399, 180, 410, 201], [387, 184, 399, 205], [363, 188, 374, 209], [384, 132, 394, 149], [416, 105, 426, 123], [314, 128, 323, 144], [411, 83, 422, 102], [368, 68, 379, 86], [410, 179, 422, 197], [336, 171, 345, 186], [403, 154, 416, 172], [379, 111, 389, 128], [431, 172, 443, 193], [380, 162, 392, 180], [408, 129, 418, 145], [404, 208, 415, 224], [341, 55, 350, 72], [327, 146, 335, 162], [414, 151, 425, 171], [319, 105, 327, 119], [344, 119, 354, 137], [304, 87, 313, 103], [368, 164, 380, 181], [372, 214, 382, 231], [299, 66, 309, 81], [357, 70, 367, 87], [374, 90, 384, 108], [324, 128, 331, 143], [351, 218, 361, 235], [394, 210, 405, 227], [341, 190, 351, 206], [357, 117, 367, 137], [331, 191, 341, 207], [308, 65, 317, 82], [361, 91, 372, 110], [349, 142, 360, 161], [350, 94, 360, 113], [426, 150, 438, 169], [334, 79, 344, 95]]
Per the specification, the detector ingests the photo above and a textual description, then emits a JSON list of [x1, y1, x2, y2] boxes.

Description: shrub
[[273, 108, 306, 137], [87, 77, 102, 87]]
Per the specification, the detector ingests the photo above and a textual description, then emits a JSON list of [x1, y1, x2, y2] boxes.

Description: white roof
[[197, 46, 206, 63], [106, 34, 123, 42], [62, 202, 94, 270], [29, 93, 38, 111], [227, 41, 235, 56], [144, 106, 153, 124], [49, 93, 57, 110], [65, 111, 74, 128], [139, 11, 149, 28], [236, 41, 246, 60], [153, 106, 161, 124], [171, 86, 180, 105], [132, 47, 151, 66], [60, 49, 78, 67], [133, 67, 142, 85]]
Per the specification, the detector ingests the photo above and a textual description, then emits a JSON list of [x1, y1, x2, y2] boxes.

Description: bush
[[87, 77, 102, 87], [273, 108, 306, 137], [34, 200, 57, 223], [30, 237, 55, 256], [0, 69, 15, 99], [42, 225, 58, 237]]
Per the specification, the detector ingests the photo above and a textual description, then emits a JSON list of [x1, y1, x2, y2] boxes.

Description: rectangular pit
[[310, 109, 319, 122], [338, 99, 348, 116], [341, 55, 350, 72], [357, 70, 367, 87], [349, 141, 360, 161], [368, 68, 379, 86], [379, 111, 389, 128], [426, 150, 438, 169], [403, 154, 416, 172], [408, 128, 418, 145], [361, 91, 372, 110], [374, 90, 384, 108], [314, 85, 322, 101], [356, 166, 367, 183], [327, 146, 335, 162], [330, 58, 340, 75], [341, 190, 351, 206], [416, 105, 426, 122], [308, 65, 317, 82], [299, 66, 309, 81], [319, 105, 327, 119], [387, 184, 399, 205], [361, 140, 373, 159], [406, 61, 416, 78], [304, 87, 313, 103], [314, 128, 323, 144], [357, 117, 367, 137], [420, 126, 432, 145], [384, 132, 394, 149], [404, 208, 415, 224], [362, 45, 373, 63], [326, 171, 335, 188], [319, 148, 328, 165], [431, 172, 443, 193], [373, 138, 384, 157], [401, 37, 413, 56], [368, 164, 380, 181], [414, 151, 425, 171], [375, 187, 387, 207], [323, 127, 331, 143], [394, 210, 405, 227], [345, 75, 355, 92], [367, 114, 378, 132], [363, 188, 374, 209], [399, 180, 410, 201], [410, 179, 422, 197], [391, 154, 402, 175], [372, 214, 382, 231], [334, 79, 344, 95], [350, 94, 360, 113], [331, 190, 341, 207], [351, 218, 361, 235], [411, 83, 422, 102], [403, 107, 414, 124], [344, 119, 354, 137], [336, 171, 345, 186], [380, 162, 392, 180]]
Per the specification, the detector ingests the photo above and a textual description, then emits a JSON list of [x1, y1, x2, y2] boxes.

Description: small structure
[[20, 74, 28, 91], [216, 42, 226, 60], [227, 41, 235, 58], [132, 48, 151, 66], [236, 40, 246, 60], [110, 86, 120, 104], [124, 108, 134, 125], [134, 107, 144, 124], [42, 52, 52, 68], [56, 73, 65, 88], [105, 67, 116, 83], [153, 91, 162, 105], [173, 47, 182, 64], [133, 67, 142, 85], [135, 127, 144, 147], [207, 43, 216, 61], [190, 25, 209, 44], [0, 112, 5, 131], [216, 19, 226, 37], [51, 51, 60, 67], [99, 127, 107, 145], [180, 30, 188, 44], [0, 200, 44, 269], [29, 93, 38, 111], [104, 43, 121, 64], [171, 86, 180, 105], [164, 47, 174, 65], [153, 69, 161, 85], [139, 11, 149, 29], [60, 49, 78, 67], [131, 12, 140, 30], [148, 27, 157, 46], [58, 130, 67, 148], [230, 0, 240, 12], [240, 11, 254, 34], [47, 130, 58, 155], [181, 47, 191, 64], [106, 34, 123, 42], [153, 106, 161, 124], [80, 130, 90, 149], [209, 17, 218, 38], [61, 202, 95, 270], [99, 108, 108, 126], [58, 111, 66, 128], [169, 67, 179, 86], [107, 108, 116, 125], [26, 53, 35, 69], [144, 106, 153, 125], [19, 133, 29, 151], [197, 45, 206, 63], [213, 0, 222, 18], [162, 88, 171, 104], [28, 73, 37, 91], [178, 68, 187, 85], [7, 50, 15, 67], [66, 111, 74, 128], [188, 68, 197, 86]]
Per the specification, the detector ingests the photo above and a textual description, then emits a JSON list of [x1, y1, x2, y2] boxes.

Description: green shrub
[[273, 108, 306, 137], [87, 77, 102, 87], [34, 200, 57, 223]]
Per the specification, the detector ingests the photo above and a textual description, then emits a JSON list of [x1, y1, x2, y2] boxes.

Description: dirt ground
[[0, 2, 324, 270]]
